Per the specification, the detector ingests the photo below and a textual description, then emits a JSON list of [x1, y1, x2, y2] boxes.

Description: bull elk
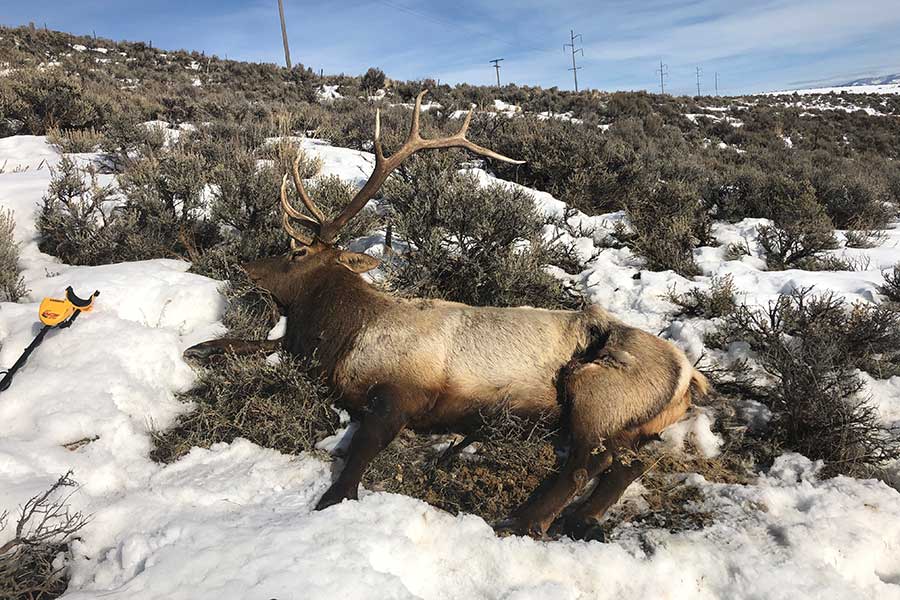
[[184, 91, 709, 539]]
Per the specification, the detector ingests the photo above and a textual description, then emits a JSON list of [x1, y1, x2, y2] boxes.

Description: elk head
[[243, 90, 524, 306]]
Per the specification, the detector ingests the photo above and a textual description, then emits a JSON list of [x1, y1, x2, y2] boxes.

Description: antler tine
[[408, 89, 428, 142], [282, 213, 314, 248], [316, 89, 524, 243], [291, 154, 327, 223], [455, 107, 474, 138], [280, 174, 319, 226], [280, 174, 317, 248], [374, 108, 385, 163]]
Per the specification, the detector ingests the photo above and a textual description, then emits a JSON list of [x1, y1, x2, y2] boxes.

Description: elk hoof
[[564, 517, 606, 542], [493, 517, 546, 539], [183, 342, 225, 360], [314, 487, 355, 511]]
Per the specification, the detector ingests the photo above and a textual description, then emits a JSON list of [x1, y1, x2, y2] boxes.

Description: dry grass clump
[[151, 353, 338, 463], [0, 473, 88, 600], [364, 405, 560, 523]]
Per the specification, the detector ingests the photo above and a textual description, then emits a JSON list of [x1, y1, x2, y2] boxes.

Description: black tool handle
[[0, 326, 50, 392]]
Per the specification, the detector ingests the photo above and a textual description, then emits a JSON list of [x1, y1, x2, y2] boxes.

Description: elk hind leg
[[565, 387, 692, 540], [315, 383, 426, 511], [502, 441, 613, 539]]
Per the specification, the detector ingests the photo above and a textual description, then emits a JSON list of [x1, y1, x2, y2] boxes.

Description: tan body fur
[[187, 247, 708, 538]]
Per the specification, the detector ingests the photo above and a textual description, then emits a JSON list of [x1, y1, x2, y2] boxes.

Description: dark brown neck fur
[[282, 264, 392, 382]]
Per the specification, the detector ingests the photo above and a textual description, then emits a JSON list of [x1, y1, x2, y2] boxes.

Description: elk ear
[[336, 251, 380, 273]]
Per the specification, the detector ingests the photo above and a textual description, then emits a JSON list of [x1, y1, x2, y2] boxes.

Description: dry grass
[[151, 353, 338, 463], [364, 405, 560, 523]]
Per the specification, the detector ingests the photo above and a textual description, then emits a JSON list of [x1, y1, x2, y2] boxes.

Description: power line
[[490, 58, 504, 88], [564, 29, 584, 92], [696, 65, 703, 97], [656, 60, 668, 94]]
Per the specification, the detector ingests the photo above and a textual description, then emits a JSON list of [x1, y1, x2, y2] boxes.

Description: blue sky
[[3, 0, 900, 94]]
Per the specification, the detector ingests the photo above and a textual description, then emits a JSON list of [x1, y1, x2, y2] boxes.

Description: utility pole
[[715, 71, 719, 96], [656, 60, 669, 94], [490, 58, 504, 88], [277, 0, 292, 69], [564, 30, 584, 92], [695, 66, 703, 97]]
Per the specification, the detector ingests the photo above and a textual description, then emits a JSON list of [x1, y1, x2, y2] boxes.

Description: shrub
[[151, 352, 338, 463], [755, 180, 838, 269], [361, 67, 386, 93], [0, 473, 88, 600], [46, 126, 105, 153], [0, 209, 26, 302], [625, 179, 710, 277], [813, 165, 895, 230], [843, 228, 886, 249], [880, 264, 900, 303], [384, 153, 582, 309], [0, 68, 108, 134], [37, 157, 124, 265], [471, 115, 641, 214], [115, 147, 217, 261], [203, 148, 288, 268], [99, 115, 167, 171], [666, 275, 738, 319], [708, 288, 900, 477]]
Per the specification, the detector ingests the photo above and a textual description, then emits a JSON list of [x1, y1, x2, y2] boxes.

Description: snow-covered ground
[[763, 83, 900, 96], [2, 135, 900, 599]]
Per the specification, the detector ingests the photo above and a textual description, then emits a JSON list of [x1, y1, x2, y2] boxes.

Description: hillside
[[2, 25, 900, 600]]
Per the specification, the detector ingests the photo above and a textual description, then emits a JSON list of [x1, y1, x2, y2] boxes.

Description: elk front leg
[[183, 338, 283, 360], [315, 383, 426, 511]]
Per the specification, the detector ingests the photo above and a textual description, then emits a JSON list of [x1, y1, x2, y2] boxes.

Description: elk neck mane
[[281, 261, 393, 380]]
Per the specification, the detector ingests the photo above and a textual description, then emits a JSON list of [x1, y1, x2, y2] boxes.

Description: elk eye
[[290, 248, 308, 260]]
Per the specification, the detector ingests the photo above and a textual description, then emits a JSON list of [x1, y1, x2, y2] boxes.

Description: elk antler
[[280, 90, 524, 247]]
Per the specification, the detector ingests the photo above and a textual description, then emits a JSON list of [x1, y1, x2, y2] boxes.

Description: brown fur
[[185, 245, 710, 537]]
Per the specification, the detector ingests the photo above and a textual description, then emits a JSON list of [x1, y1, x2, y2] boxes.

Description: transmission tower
[[277, 0, 292, 69], [715, 71, 720, 96], [695, 66, 703, 97], [656, 60, 669, 94], [564, 30, 584, 92], [490, 58, 504, 88]]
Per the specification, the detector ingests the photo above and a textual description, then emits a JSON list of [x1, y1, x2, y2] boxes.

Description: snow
[[316, 85, 343, 103], [764, 83, 900, 96], [2, 133, 900, 598], [685, 113, 744, 128]]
